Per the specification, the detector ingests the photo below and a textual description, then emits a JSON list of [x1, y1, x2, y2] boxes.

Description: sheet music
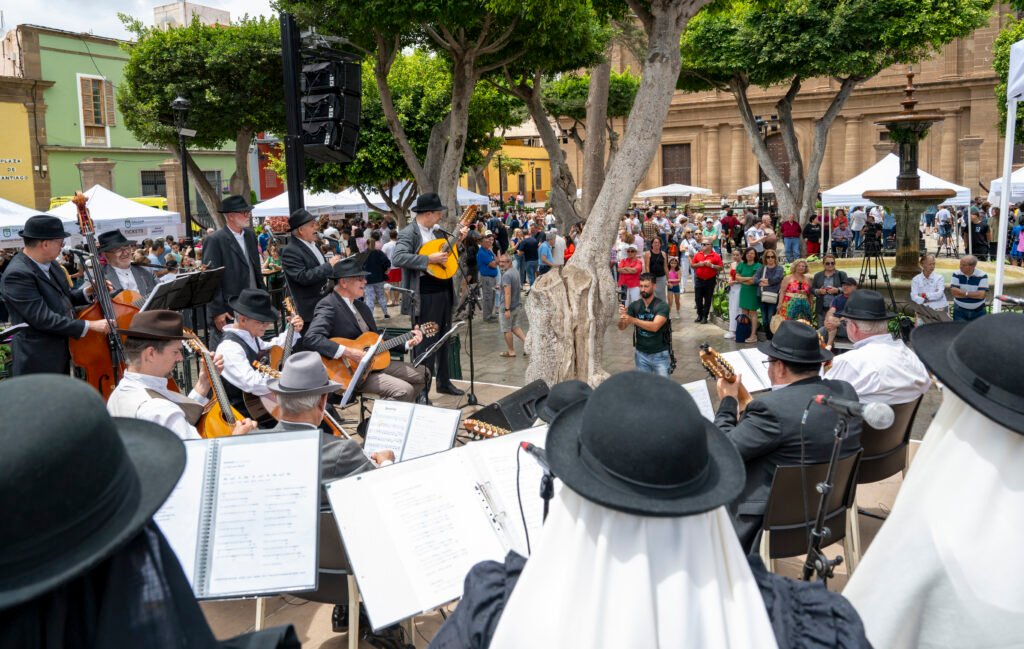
[[154, 442, 207, 586], [682, 380, 716, 421], [739, 348, 772, 391], [362, 400, 415, 458], [720, 350, 772, 392], [205, 433, 320, 598], [340, 334, 382, 406], [467, 427, 548, 556], [400, 405, 460, 460]]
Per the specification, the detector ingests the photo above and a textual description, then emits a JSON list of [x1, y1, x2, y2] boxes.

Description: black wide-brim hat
[[411, 192, 447, 213], [331, 253, 370, 280], [0, 376, 185, 610], [536, 379, 592, 424], [546, 372, 745, 517], [97, 229, 136, 252], [840, 289, 895, 321], [218, 194, 253, 213], [912, 314, 1024, 435], [19, 214, 71, 240], [229, 288, 279, 322], [758, 319, 833, 364], [289, 208, 317, 231], [121, 310, 189, 340]]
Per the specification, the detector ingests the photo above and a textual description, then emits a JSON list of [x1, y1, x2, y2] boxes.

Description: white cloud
[[2, 0, 275, 41]]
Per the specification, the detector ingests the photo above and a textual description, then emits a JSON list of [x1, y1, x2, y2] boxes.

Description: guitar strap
[[144, 389, 205, 427]]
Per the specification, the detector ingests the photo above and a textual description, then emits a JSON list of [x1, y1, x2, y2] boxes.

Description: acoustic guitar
[[267, 297, 299, 371], [322, 322, 439, 387], [698, 343, 753, 411], [183, 329, 245, 438], [462, 418, 511, 441], [419, 205, 478, 280], [248, 360, 348, 438]]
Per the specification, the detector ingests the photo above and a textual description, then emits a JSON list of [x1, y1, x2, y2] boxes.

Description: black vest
[[220, 331, 268, 411]]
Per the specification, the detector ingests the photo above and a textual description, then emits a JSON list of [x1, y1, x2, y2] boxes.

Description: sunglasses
[[824, 262, 835, 266], [764, 254, 776, 259]]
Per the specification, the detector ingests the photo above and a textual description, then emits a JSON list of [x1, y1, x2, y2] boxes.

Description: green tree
[[543, 69, 639, 162], [117, 15, 284, 226], [678, 0, 993, 225], [279, 0, 602, 226], [994, 17, 1024, 142]]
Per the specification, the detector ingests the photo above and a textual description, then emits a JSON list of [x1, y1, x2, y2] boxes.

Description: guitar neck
[[380, 330, 415, 353], [201, 348, 236, 424], [280, 323, 295, 364]]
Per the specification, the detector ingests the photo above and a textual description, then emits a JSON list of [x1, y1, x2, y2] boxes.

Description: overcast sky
[[1, 0, 275, 41]]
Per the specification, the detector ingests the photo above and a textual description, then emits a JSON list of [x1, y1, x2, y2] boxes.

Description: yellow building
[[462, 120, 552, 205]]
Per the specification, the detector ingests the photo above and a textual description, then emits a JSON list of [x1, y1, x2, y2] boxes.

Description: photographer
[[861, 215, 883, 255], [618, 273, 672, 376]]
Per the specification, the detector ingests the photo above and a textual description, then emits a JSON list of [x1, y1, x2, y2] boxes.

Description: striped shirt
[[951, 269, 988, 310]]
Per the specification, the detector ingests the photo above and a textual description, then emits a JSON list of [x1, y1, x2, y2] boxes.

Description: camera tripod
[[857, 239, 898, 312]]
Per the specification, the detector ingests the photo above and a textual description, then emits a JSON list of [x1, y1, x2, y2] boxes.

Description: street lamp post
[[496, 153, 505, 208], [528, 160, 535, 203], [171, 97, 196, 248], [754, 114, 779, 219]]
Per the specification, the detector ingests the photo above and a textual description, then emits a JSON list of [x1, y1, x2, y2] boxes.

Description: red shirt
[[781, 221, 802, 238], [692, 250, 722, 280], [617, 257, 643, 288]]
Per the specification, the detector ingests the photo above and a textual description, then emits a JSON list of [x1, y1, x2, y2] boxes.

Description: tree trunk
[[229, 127, 253, 199], [582, 58, 611, 217], [374, 34, 433, 194], [169, 142, 224, 229], [525, 0, 702, 385], [525, 82, 583, 229], [437, 57, 477, 229]]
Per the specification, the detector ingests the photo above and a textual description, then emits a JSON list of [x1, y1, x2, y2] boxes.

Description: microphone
[[432, 224, 455, 239], [813, 394, 895, 429], [388, 286, 415, 295], [997, 294, 1024, 307], [520, 442, 550, 471]]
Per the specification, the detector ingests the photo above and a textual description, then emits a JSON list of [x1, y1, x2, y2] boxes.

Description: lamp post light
[[496, 153, 506, 208], [528, 160, 536, 203], [754, 114, 779, 219], [171, 96, 196, 248]]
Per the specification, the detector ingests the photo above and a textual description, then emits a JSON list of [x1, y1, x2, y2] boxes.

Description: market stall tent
[[822, 154, 970, 207], [0, 197, 47, 246], [45, 185, 182, 243], [986, 165, 1024, 205], [736, 181, 777, 195], [637, 183, 713, 198]]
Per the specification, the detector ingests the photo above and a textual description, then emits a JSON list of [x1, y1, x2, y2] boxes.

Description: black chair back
[[858, 397, 923, 484]]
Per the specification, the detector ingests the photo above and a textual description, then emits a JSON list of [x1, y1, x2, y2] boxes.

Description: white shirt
[[300, 237, 326, 264], [107, 371, 209, 441], [381, 240, 397, 261], [217, 325, 298, 396], [551, 235, 566, 266], [850, 209, 867, 231], [230, 227, 249, 257], [824, 334, 931, 405], [417, 222, 436, 245], [936, 208, 951, 224], [112, 265, 139, 292], [910, 271, 947, 310]]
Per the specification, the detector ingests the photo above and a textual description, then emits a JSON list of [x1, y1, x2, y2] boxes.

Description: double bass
[[68, 193, 138, 399]]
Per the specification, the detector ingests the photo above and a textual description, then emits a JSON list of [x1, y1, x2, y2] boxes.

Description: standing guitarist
[[393, 193, 469, 396], [304, 256, 428, 403]]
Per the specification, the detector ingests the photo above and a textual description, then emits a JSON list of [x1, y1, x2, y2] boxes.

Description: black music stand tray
[[413, 320, 465, 369]]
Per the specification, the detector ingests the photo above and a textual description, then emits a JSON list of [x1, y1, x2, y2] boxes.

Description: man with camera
[[618, 272, 673, 376]]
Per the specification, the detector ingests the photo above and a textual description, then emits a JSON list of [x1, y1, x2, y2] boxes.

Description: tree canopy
[[542, 69, 640, 126]]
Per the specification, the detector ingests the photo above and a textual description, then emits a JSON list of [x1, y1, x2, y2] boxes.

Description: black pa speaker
[[470, 379, 549, 432]]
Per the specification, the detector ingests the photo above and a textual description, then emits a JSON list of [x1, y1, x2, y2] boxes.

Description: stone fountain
[[862, 68, 956, 280]]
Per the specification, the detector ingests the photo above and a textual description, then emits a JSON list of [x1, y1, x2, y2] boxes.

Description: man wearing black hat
[[431, 372, 871, 649], [845, 314, 1024, 648], [201, 195, 265, 345], [824, 289, 930, 405], [305, 255, 428, 402], [0, 214, 111, 376], [281, 207, 342, 325], [714, 319, 862, 552], [215, 289, 303, 420], [108, 309, 258, 439], [392, 192, 469, 396], [0, 375, 298, 647], [96, 229, 157, 298]]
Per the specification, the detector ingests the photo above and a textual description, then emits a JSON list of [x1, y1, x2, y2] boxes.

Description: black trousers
[[693, 277, 716, 321], [413, 289, 454, 387]]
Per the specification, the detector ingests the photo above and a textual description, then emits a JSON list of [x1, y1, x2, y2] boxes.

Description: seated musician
[[304, 256, 428, 403], [96, 229, 156, 298], [107, 310, 257, 439], [214, 288, 303, 419], [713, 320, 862, 553], [430, 373, 871, 649]]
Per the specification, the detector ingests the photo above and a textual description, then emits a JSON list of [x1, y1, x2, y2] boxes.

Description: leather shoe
[[693, 317, 703, 323], [436, 384, 465, 396], [416, 391, 431, 405]]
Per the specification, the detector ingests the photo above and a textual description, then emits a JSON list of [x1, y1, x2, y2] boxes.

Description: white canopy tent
[[0, 185, 181, 248], [637, 183, 713, 198], [993, 38, 1024, 311], [0, 197, 44, 245], [822, 154, 970, 207], [987, 165, 1024, 205], [736, 181, 777, 196], [252, 189, 373, 218]]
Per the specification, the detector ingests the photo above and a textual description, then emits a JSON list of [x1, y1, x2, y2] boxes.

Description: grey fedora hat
[[267, 351, 344, 396]]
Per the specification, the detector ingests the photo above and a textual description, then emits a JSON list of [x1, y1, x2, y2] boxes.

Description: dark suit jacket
[[303, 291, 378, 360], [0, 252, 90, 375], [201, 226, 265, 320], [392, 221, 429, 316], [102, 263, 157, 298], [715, 376, 862, 520], [281, 238, 334, 323]]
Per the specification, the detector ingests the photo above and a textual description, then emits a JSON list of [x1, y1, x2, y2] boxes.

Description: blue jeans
[[953, 304, 986, 322], [783, 237, 801, 263], [525, 260, 538, 285], [852, 230, 862, 250], [761, 302, 778, 338], [635, 349, 671, 376]]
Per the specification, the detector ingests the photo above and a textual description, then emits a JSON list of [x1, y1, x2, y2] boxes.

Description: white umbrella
[[637, 183, 713, 198], [736, 181, 776, 196]]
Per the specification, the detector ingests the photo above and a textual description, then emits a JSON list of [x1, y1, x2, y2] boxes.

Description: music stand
[[413, 320, 464, 369], [339, 334, 383, 409]]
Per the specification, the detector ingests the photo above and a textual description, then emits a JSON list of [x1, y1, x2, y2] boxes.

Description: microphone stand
[[449, 228, 482, 407], [801, 414, 849, 585]]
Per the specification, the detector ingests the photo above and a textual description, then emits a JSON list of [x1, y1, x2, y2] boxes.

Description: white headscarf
[[844, 392, 1024, 648], [488, 487, 778, 649]]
